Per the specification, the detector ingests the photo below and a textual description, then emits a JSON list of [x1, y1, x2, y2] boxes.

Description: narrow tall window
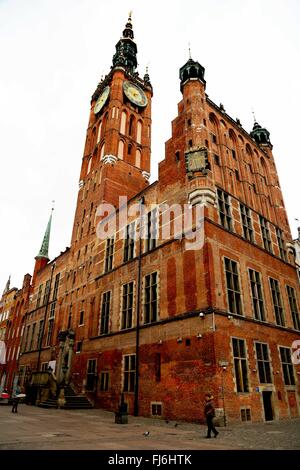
[[146, 208, 158, 252], [104, 237, 114, 272], [43, 280, 51, 305], [67, 305, 72, 329], [286, 286, 300, 330], [118, 140, 124, 159], [37, 319, 44, 349], [100, 291, 111, 335], [136, 121, 142, 144], [255, 343, 272, 383], [123, 222, 135, 262], [144, 272, 158, 324], [123, 354, 136, 392], [135, 149, 141, 168], [52, 273, 60, 301], [36, 284, 43, 308], [29, 323, 36, 351], [46, 302, 56, 346], [224, 258, 243, 315], [120, 111, 127, 135], [100, 372, 109, 391], [240, 204, 254, 242], [276, 228, 287, 261], [121, 282, 134, 330], [270, 278, 285, 326], [279, 347, 295, 385], [260, 216, 272, 252], [249, 269, 265, 321], [232, 338, 249, 392], [217, 189, 232, 231]]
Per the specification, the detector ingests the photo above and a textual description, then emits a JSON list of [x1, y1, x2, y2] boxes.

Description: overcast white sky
[[0, 0, 299, 292]]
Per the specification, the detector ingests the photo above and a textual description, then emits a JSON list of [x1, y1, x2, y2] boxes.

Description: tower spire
[[36, 204, 54, 260], [112, 13, 138, 74], [2, 275, 11, 296]]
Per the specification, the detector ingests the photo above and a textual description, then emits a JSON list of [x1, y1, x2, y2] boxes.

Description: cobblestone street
[[0, 405, 299, 450]]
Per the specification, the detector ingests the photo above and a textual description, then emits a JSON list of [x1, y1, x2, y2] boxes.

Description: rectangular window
[[146, 209, 158, 252], [29, 323, 36, 351], [123, 222, 135, 262], [123, 354, 136, 393], [270, 278, 285, 326], [67, 305, 72, 329], [224, 258, 243, 315], [240, 408, 251, 422], [104, 237, 114, 272], [144, 272, 158, 324], [37, 320, 44, 349], [249, 269, 265, 321], [23, 325, 31, 352], [53, 273, 60, 300], [279, 347, 295, 385], [79, 310, 84, 326], [121, 282, 134, 330], [46, 302, 56, 346], [217, 189, 232, 231], [255, 343, 272, 383], [232, 338, 249, 392], [100, 291, 111, 334], [286, 286, 300, 330], [260, 216, 272, 252], [99, 372, 109, 392], [151, 403, 162, 416], [36, 284, 43, 308], [232, 149, 236, 160], [240, 204, 254, 242], [276, 228, 287, 261], [43, 280, 51, 305], [41, 362, 48, 371], [86, 359, 97, 391], [211, 133, 217, 144]]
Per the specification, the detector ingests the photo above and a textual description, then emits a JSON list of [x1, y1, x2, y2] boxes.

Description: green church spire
[[36, 207, 54, 260]]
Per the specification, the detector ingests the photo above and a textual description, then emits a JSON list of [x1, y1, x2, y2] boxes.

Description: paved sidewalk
[[0, 405, 299, 450]]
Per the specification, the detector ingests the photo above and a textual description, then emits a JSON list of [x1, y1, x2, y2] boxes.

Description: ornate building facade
[[1, 15, 299, 423]]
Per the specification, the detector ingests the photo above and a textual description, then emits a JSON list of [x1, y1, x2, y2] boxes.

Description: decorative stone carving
[[142, 171, 150, 181], [188, 188, 216, 207], [101, 154, 118, 165]]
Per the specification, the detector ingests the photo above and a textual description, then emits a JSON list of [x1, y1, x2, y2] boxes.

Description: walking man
[[204, 393, 219, 438], [11, 383, 21, 413]]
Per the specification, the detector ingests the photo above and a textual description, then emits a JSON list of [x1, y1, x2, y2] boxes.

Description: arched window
[[87, 157, 92, 175], [128, 144, 132, 156], [118, 140, 124, 159], [100, 142, 105, 160], [136, 121, 142, 144], [97, 121, 102, 143], [245, 143, 252, 156], [120, 111, 127, 135], [129, 115, 135, 137], [136, 149, 141, 168]]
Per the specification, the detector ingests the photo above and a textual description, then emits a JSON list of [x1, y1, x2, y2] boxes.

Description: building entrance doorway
[[262, 391, 273, 421]]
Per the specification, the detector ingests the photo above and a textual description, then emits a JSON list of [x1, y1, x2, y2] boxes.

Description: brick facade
[[1, 15, 299, 423]]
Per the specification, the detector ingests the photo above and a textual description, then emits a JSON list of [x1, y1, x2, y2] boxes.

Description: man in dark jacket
[[204, 394, 219, 438]]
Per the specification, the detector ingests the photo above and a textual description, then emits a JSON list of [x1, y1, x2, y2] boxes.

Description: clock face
[[94, 86, 110, 114], [123, 81, 148, 107]]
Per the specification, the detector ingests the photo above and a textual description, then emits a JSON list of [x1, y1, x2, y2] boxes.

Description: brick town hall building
[[0, 15, 299, 423]]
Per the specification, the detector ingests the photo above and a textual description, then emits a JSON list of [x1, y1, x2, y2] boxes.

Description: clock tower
[[71, 14, 153, 245]]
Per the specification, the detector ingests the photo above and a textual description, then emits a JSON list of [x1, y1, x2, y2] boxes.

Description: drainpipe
[[134, 196, 144, 416]]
